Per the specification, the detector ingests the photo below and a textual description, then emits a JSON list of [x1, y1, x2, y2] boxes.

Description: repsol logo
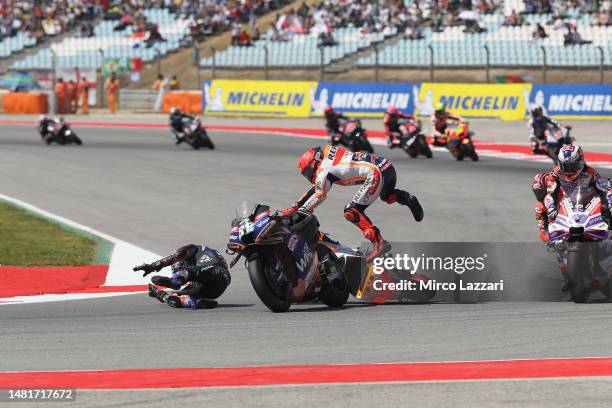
[[227, 92, 305, 107]]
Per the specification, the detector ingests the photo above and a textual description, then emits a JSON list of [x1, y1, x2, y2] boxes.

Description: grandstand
[[11, 9, 189, 70]]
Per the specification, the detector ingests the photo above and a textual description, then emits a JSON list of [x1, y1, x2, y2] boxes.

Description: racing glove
[[133, 263, 157, 277], [281, 205, 300, 216]]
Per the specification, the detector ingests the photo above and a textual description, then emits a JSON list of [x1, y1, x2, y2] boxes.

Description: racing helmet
[[557, 144, 584, 181], [298, 147, 323, 184], [531, 105, 543, 118], [323, 104, 333, 113], [434, 102, 445, 112], [387, 105, 398, 115], [37, 114, 49, 123], [531, 172, 549, 202], [169, 107, 181, 117]]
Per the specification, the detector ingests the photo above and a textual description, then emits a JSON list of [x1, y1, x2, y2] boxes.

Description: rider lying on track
[[133, 244, 231, 309], [282, 145, 424, 262]]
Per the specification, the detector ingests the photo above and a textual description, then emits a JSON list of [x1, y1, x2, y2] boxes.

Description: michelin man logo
[[523, 87, 546, 116], [310, 86, 329, 114], [413, 85, 434, 116], [204, 83, 225, 112]]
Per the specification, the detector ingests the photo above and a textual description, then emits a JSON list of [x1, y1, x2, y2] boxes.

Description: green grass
[[0, 201, 98, 266]]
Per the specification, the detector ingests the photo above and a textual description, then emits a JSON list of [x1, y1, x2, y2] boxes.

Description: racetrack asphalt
[[1, 122, 612, 405]]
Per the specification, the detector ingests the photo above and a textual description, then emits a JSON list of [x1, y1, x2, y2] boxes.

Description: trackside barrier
[[198, 81, 612, 120]]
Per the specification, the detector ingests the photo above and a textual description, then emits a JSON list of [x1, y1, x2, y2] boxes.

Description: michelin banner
[[203, 79, 316, 117], [414, 83, 529, 120], [528, 84, 612, 119], [311, 82, 415, 117]]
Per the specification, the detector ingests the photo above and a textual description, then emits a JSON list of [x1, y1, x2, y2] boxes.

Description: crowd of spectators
[[0, 0, 100, 42]]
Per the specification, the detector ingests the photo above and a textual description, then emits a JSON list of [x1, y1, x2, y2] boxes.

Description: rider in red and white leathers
[[431, 102, 463, 146], [283, 145, 424, 261], [544, 145, 612, 225], [383, 105, 415, 148]]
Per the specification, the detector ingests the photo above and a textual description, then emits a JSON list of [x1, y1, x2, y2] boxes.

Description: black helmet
[[531, 105, 543, 118]]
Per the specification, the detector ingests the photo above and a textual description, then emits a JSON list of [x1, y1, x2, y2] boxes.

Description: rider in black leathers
[[169, 107, 197, 145], [133, 244, 231, 309]]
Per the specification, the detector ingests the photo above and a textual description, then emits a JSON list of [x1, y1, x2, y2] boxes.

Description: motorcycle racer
[[544, 145, 612, 226], [37, 115, 62, 142], [133, 244, 231, 309], [169, 107, 197, 145], [532, 171, 554, 242], [431, 102, 463, 147], [528, 105, 568, 154], [282, 145, 424, 262], [323, 104, 348, 145], [383, 105, 415, 148]]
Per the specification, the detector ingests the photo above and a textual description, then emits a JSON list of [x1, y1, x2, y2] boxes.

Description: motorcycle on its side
[[227, 202, 436, 312]]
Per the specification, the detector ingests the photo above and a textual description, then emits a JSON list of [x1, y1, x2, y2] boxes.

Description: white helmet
[[558, 144, 584, 180]]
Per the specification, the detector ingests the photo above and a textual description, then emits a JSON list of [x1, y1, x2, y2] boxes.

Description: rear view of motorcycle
[[397, 118, 432, 159], [331, 118, 374, 153], [532, 125, 573, 164], [445, 121, 478, 161]]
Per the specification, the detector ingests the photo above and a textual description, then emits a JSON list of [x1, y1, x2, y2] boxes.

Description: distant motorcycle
[[330, 118, 373, 153], [170, 117, 215, 150], [38, 118, 82, 146], [532, 125, 573, 164], [445, 121, 478, 161], [397, 118, 432, 159]]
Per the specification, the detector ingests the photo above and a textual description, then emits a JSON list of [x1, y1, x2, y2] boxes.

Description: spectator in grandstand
[[145, 24, 166, 48], [318, 31, 337, 47], [237, 27, 253, 46], [404, 22, 424, 40], [80, 21, 94, 38], [594, 9, 612, 26], [105, 72, 120, 114], [503, 10, 524, 26], [113, 14, 133, 31], [54, 78, 65, 114], [563, 22, 592, 45], [533, 22, 548, 39]]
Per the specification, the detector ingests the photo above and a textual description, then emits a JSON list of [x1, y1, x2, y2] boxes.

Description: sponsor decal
[[415, 83, 528, 120], [203, 80, 316, 117], [529, 84, 612, 119], [311, 82, 415, 116]]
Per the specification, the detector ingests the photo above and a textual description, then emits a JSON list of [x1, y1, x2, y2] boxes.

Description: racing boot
[[149, 284, 168, 303], [395, 191, 424, 222], [196, 298, 218, 309], [365, 226, 392, 263], [166, 295, 182, 308]]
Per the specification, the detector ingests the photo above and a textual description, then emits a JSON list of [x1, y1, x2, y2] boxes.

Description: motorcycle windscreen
[[236, 201, 258, 219]]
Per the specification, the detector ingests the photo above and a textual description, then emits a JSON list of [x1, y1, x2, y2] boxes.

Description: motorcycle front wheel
[[247, 256, 291, 313], [566, 245, 593, 303]]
